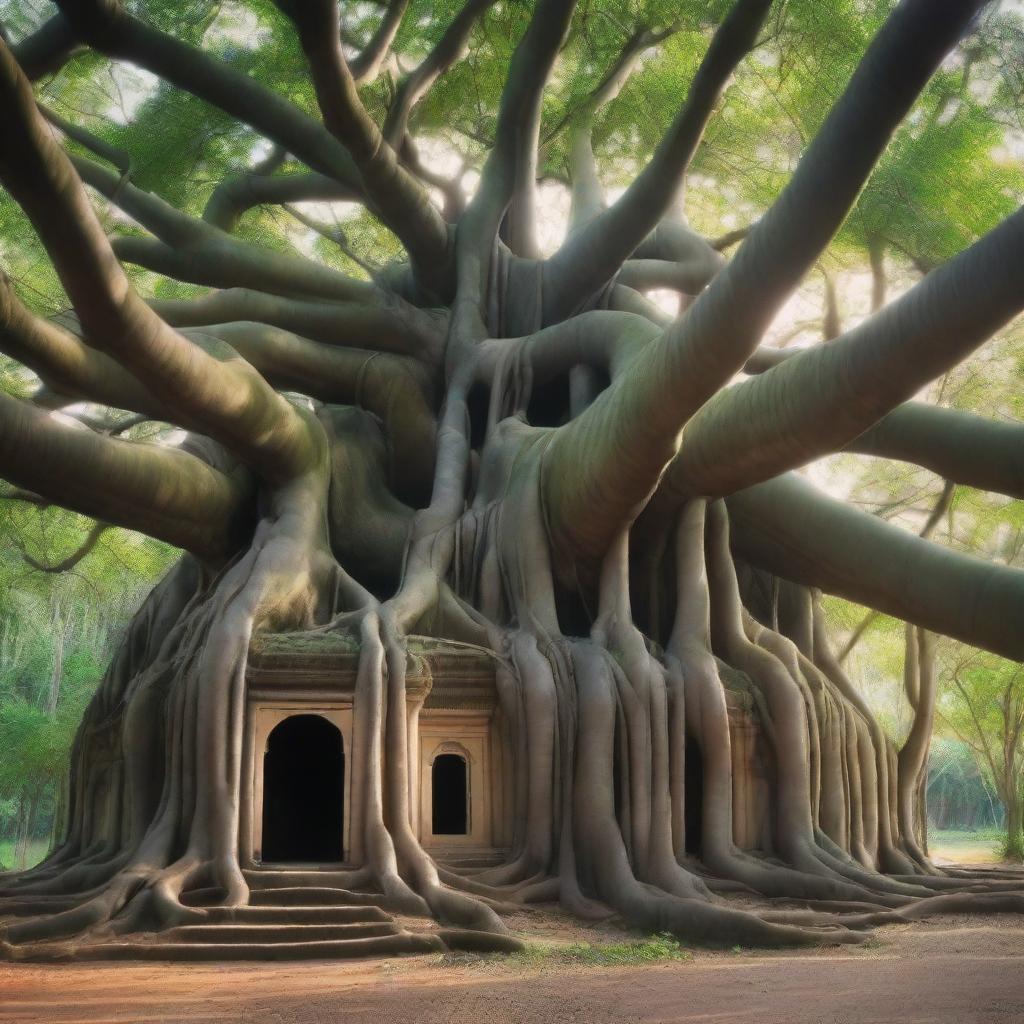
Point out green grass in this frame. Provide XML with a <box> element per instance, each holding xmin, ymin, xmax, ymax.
<box><xmin>510</xmin><ymin>933</ymin><xmax>692</xmax><ymax>968</ymax></box>
<box><xmin>0</xmin><ymin>838</ymin><xmax>49</xmax><ymax>872</ymax></box>
<box><xmin>930</xmin><ymin>827</ymin><xmax>1004</xmax><ymax>843</ymax></box>
<box><xmin>928</xmin><ymin>827</ymin><xmax>1008</xmax><ymax>864</ymax></box>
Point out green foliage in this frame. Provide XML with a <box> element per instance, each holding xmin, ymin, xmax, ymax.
<box><xmin>936</xmin><ymin>649</ymin><xmax>1024</xmax><ymax>849</ymax></box>
<box><xmin>0</xmin><ymin>498</ymin><xmax>175</xmax><ymax>855</ymax></box>
<box><xmin>510</xmin><ymin>932</ymin><xmax>692</xmax><ymax>967</ymax></box>
<box><xmin>927</xmin><ymin>738</ymin><xmax>1002</xmax><ymax>832</ymax></box>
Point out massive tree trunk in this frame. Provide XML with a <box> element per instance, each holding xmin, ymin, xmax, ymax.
<box><xmin>2</xmin><ymin>0</ymin><xmax>1024</xmax><ymax>960</ymax></box>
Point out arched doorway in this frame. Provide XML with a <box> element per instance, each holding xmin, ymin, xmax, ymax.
<box><xmin>431</xmin><ymin>753</ymin><xmax>468</xmax><ymax>835</ymax></box>
<box><xmin>262</xmin><ymin>714</ymin><xmax>344</xmax><ymax>862</ymax></box>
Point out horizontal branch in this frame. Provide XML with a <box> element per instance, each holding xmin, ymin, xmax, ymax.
<box><xmin>186</xmin><ymin>321</ymin><xmax>438</xmax><ymax>498</ymax></box>
<box><xmin>148</xmin><ymin>288</ymin><xmax>447</xmax><ymax>364</ymax></box>
<box><xmin>728</xmin><ymin>473</ymin><xmax>1024</xmax><ymax>662</ymax></box>
<box><xmin>75</xmin><ymin>155</ymin><xmax>373</xmax><ymax>304</ymax></box>
<box><xmin>0</xmin><ymin>390</ymin><xmax>247</xmax><ymax>561</ymax></box>
<box><xmin>848</xmin><ymin>404</ymin><xmax>1024</xmax><ymax>500</ymax></box>
<box><xmin>202</xmin><ymin>170</ymin><xmax>362</xmax><ymax>233</ymax></box>
<box><xmin>836</xmin><ymin>479</ymin><xmax>953</xmax><ymax>663</ymax></box>
<box><xmin>0</xmin><ymin>276</ymin><xmax>168</xmax><ymax>417</ymax></box>
<box><xmin>474</xmin><ymin>310</ymin><xmax>659</xmax><ymax>388</ymax></box>
<box><xmin>617</xmin><ymin>255</ymin><xmax>721</xmax><ymax>295</ymax></box>
<box><xmin>111</xmin><ymin>234</ymin><xmax>374</xmax><ymax>308</ymax></box>
<box><xmin>666</xmin><ymin>205</ymin><xmax>1024</xmax><ymax>497</ymax></box>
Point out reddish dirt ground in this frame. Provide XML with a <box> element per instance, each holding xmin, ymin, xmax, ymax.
<box><xmin>2</xmin><ymin>906</ymin><xmax>1023</xmax><ymax>1024</ymax></box>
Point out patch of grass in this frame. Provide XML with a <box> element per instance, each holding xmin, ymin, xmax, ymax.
<box><xmin>929</xmin><ymin>827</ymin><xmax>1006</xmax><ymax>864</ymax></box>
<box><xmin>510</xmin><ymin>933</ymin><xmax>692</xmax><ymax>968</ymax></box>
<box><xmin>930</xmin><ymin>827</ymin><xmax>1004</xmax><ymax>844</ymax></box>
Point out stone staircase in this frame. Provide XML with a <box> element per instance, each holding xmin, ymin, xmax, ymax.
<box><xmin>109</xmin><ymin>868</ymin><xmax>443</xmax><ymax>960</ymax></box>
<box><xmin>431</xmin><ymin>847</ymin><xmax>509</xmax><ymax>871</ymax></box>
<box><xmin>5</xmin><ymin>865</ymin><xmax>524</xmax><ymax>961</ymax></box>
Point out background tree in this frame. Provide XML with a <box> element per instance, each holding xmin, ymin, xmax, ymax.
<box><xmin>937</xmin><ymin>648</ymin><xmax>1024</xmax><ymax>862</ymax></box>
<box><xmin>926</xmin><ymin>739</ymin><xmax>1003</xmax><ymax>834</ymax></box>
<box><xmin>1</xmin><ymin>0</ymin><xmax>1024</xmax><ymax>961</ymax></box>
<box><xmin>0</xmin><ymin>497</ymin><xmax>172</xmax><ymax>869</ymax></box>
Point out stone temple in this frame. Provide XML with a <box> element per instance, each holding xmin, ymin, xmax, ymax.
<box><xmin>243</xmin><ymin>634</ymin><xmax>771</xmax><ymax>871</ymax></box>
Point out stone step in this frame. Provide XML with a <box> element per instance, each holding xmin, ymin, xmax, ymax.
<box><xmin>164</xmin><ymin>922</ymin><xmax>398</xmax><ymax>944</ymax></box>
<box><xmin>244</xmin><ymin>869</ymin><xmax>366</xmax><ymax>891</ymax></box>
<box><xmin>76</xmin><ymin>933</ymin><xmax>445</xmax><ymax>961</ymax></box>
<box><xmin>201</xmin><ymin>904</ymin><xmax>391</xmax><ymax>925</ymax></box>
<box><xmin>250</xmin><ymin>886</ymin><xmax>385</xmax><ymax>907</ymax></box>
<box><xmin>428</xmin><ymin>846</ymin><xmax>508</xmax><ymax>864</ymax></box>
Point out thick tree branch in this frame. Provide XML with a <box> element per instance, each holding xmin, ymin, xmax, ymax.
<box><xmin>0</xmin><ymin>275</ymin><xmax>167</xmax><ymax>416</ymax></box>
<box><xmin>276</xmin><ymin>0</ymin><xmax>453</xmax><ymax>297</ymax></box>
<box><xmin>74</xmin><ymin>154</ymin><xmax>373</xmax><ymax>304</ymax></box>
<box><xmin>617</xmin><ymin>256</ymin><xmax>719</xmax><ymax>295</ymax></box>
<box><xmin>541</xmin><ymin>0</ymin><xmax>983</xmax><ymax>581</ymax></box>
<box><xmin>149</xmin><ymin>288</ymin><xmax>447</xmax><ymax>364</ymax></box>
<box><xmin>112</xmin><ymin>234</ymin><xmax>372</xmax><ymax>308</ymax></box>
<box><xmin>0</xmin><ymin>42</ymin><xmax>316</xmax><ymax>482</ymax></box>
<box><xmin>185</xmin><ymin>322</ymin><xmax>438</xmax><ymax>497</ymax></box>
<box><xmin>10</xmin><ymin>14</ymin><xmax>80</xmax><ymax>80</ymax></box>
<box><xmin>628</xmin><ymin>217</ymin><xmax>724</xmax><ymax>285</ymax></box>
<box><xmin>742</xmin><ymin>345</ymin><xmax>1024</xmax><ymax>501</ymax></box>
<box><xmin>464</xmin><ymin>0</ymin><xmax>576</xmax><ymax>259</ymax></box>
<box><xmin>728</xmin><ymin>473</ymin><xmax>1024</xmax><ymax>663</ymax></box>
<box><xmin>848</xmin><ymin>405</ymin><xmax>1024</xmax><ymax>500</ymax></box>
<box><xmin>202</xmin><ymin>171</ymin><xmax>361</xmax><ymax>234</ymax></box>
<box><xmin>348</xmin><ymin>0</ymin><xmax>408</xmax><ymax>85</ymax></box>
<box><xmin>50</xmin><ymin>3</ymin><xmax>364</xmax><ymax>191</ymax></box>
<box><xmin>665</xmin><ymin>205</ymin><xmax>1024</xmax><ymax>499</ymax></box>
<box><xmin>837</xmin><ymin>479</ymin><xmax>954</xmax><ymax>663</ymax></box>
<box><xmin>543</xmin><ymin>0</ymin><xmax>772</xmax><ymax>322</ymax></box>
<box><xmin>474</xmin><ymin>309</ymin><xmax>658</xmax><ymax>387</ymax></box>
<box><xmin>383</xmin><ymin>0</ymin><xmax>495</xmax><ymax>147</ymax></box>
<box><xmin>0</xmin><ymin>390</ymin><xmax>247</xmax><ymax>561</ymax></box>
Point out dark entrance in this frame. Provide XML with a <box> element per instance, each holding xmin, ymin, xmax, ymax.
<box><xmin>431</xmin><ymin>753</ymin><xmax>468</xmax><ymax>835</ymax></box>
<box><xmin>262</xmin><ymin>714</ymin><xmax>344</xmax><ymax>862</ymax></box>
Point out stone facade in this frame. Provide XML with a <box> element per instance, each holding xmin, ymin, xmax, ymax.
<box><xmin>241</xmin><ymin>635</ymin><xmax>771</xmax><ymax>866</ymax></box>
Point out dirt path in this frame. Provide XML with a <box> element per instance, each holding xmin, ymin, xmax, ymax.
<box><xmin>2</xmin><ymin>911</ymin><xmax>1023</xmax><ymax>1024</ymax></box>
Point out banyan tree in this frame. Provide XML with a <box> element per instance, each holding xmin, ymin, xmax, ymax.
<box><xmin>3</xmin><ymin>0</ymin><xmax>1024</xmax><ymax>960</ymax></box>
